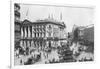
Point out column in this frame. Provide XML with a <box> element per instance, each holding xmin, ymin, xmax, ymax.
<box><xmin>24</xmin><ymin>27</ymin><xmax>27</xmax><ymax>38</ymax></box>
<box><xmin>24</xmin><ymin>41</ymin><xmax>26</xmax><ymax>49</ymax></box>
<box><xmin>28</xmin><ymin>26</ymin><xmax>30</xmax><ymax>38</ymax></box>
<box><xmin>36</xmin><ymin>33</ymin><xmax>37</xmax><ymax>37</ymax></box>
<box><xmin>31</xmin><ymin>41</ymin><xmax>33</xmax><ymax>47</ymax></box>
<box><xmin>32</xmin><ymin>26</ymin><xmax>34</xmax><ymax>38</ymax></box>
<box><xmin>23</xmin><ymin>27</ymin><xmax>24</xmax><ymax>38</ymax></box>
<box><xmin>20</xmin><ymin>40</ymin><xmax>23</xmax><ymax>47</ymax></box>
<box><xmin>21</xmin><ymin>27</ymin><xmax>23</xmax><ymax>38</ymax></box>
<box><xmin>30</xmin><ymin>26</ymin><xmax>32</xmax><ymax>38</ymax></box>
<box><xmin>42</xmin><ymin>33</ymin><xmax>44</xmax><ymax>37</ymax></box>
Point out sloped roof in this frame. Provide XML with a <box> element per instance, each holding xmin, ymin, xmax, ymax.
<box><xmin>21</xmin><ymin>19</ymin><xmax>66</xmax><ymax>27</ymax></box>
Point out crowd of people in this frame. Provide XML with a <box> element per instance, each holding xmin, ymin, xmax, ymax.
<box><xmin>14</xmin><ymin>31</ymin><xmax>94</xmax><ymax>65</ymax></box>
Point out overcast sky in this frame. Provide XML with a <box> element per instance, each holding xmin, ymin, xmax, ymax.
<box><xmin>20</xmin><ymin>4</ymin><xmax>94</xmax><ymax>32</ymax></box>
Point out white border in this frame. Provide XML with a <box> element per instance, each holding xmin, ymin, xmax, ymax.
<box><xmin>10</xmin><ymin>0</ymin><xmax>95</xmax><ymax>69</ymax></box>
<box><xmin>10</xmin><ymin>0</ymin><xmax>14</xmax><ymax>68</ymax></box>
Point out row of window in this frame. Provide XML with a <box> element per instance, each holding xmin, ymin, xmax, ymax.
<box><xmin>21</xmin><ymin>27</ymin><xmax>46</xmax><ymax>38</ymax></box>
<box><xmin>20</xmin><ymin>40</ymin><xmax>59</xmax><ymax>48</ymax></box>
<box><xmin>20</xmin><ymin>41</ymin><xmax>46</xmax><ymax>47</ymax></box>
<box><xmin>32</xmin><ymin>33</ymin><xmax>45</xmax><ymax>38</ymax></box>
<box><xmin>32</xmin><ymin>28</ymin><xmax>45</xmax><ymax>32</ymax></box>
<box><xmin>21</xmin><ymin>31</ymin><xmax>45</xmax><ymax>38</ymax></box>
<box><xmin>32</xmin><ymin>25</ymin><xmax>45</xmax><ymax>29</ymax></box>
<box><xmin>21</xmin><ymin>26</ymin><xmax>45</xmax><ymax>32</ymax></box>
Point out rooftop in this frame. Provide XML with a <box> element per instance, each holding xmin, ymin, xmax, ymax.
<box><xmin>21</xmin><ymin>19</ymin><xmax>66</xmax><ymax>27</ymax></box>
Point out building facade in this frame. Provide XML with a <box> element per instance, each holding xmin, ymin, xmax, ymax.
<box><xmin>20</xmin><ymin>19</ymin><xmax>67</xmax><ymax>54</ymax></box>
<box><xmin>14</xmin><ymin>3</ymin><xmax>21</xmax><ymax>49</ymax></box>
<box><xmin>72</xmin><ymin>24</ymin><xmax>94</xmax><ymax>42</ymax></box>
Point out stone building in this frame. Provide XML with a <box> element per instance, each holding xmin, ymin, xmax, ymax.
<box><xmin>14</xmin><ymin>3</ymin><xmax>21</xmax><ymax>49</ymax></box>
<box><xmin>20</xmin><ymin>19</ymin><xmax>67</xmax><ymax>52</ymax></box>
<box><xmin>72</xmin><ymin>24</ymin><xmax>94</xmax><ymax>43</ymax></box>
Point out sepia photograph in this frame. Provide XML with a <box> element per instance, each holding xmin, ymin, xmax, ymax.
<box><xmin>14</xmin><ymin>3</ymin><xmax>94</xmax><ymax>65</ymax></box>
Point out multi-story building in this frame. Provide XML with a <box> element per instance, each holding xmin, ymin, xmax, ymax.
<box><xmin>72</xmin><ymin>24</ymin><xmax>94</xmax><ymax>42</ymax></box>
<box><xmin>20</xmin><ymin>19</ymin><xmax>67</xmax><ymax>52</ymax></box>
<box><xmin>79</xmin><ymin>25</ymin><xmax>94</xmax><ymax>42</ymax></box>
<box><xmin>14</xmin><ymin>3</ymin><xmax>21</xmax><ymax>49</ymax></box>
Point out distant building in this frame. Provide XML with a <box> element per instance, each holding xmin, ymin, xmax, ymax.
<box><xmin>20</xmin><ymin>19</ymin><xmax>67</xmax><ymax>51</ymax></box>
<box><xmin>81</xmin><ymin>25</ymin><xmax>94</xmax><ymax>42</ymax></box>
<box><xmin>72</xmin><ymin>24</ymin><xmax>94</xmax><ymax>42</ymax></box>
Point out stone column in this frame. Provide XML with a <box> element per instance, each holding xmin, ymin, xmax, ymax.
<box><xmin>32</xmin><ymin>26</ymin><xmax>34</xmax><ymax>38</ymax></box>
<box><xmin>24</xmin><ymin>41</ymin><xmax>26</xmax><ymax>49</ymax></box>
<box><xmin>31</xmin><ymin>41</ymin><xmax>34</xmax><ymax>47</ymax></box>
<box><xmin>25</xmin><ymin>27</ymin><xmax>27</xmax><ymax>38</ymax></box>
<box><xmin>21</xmin><ymin>27</ymin><xmax>23</xmax><ymax>38</ymax></box>
<box><xmin>20</xmin><ymin>40</ymin><xmax>23</xmax><ymax>47</ymax></box>
<box><xmin>36</xmin><ymin>33</ymin><xmax>37</xmax><ymax>37</ymax></box>
<box><xmin>30</xmin><ymin>26</ymin><xmax>32</xmax><ymax>37</ymax></box>
<box><xmin>28</xmin><ymin>26</ymin><xmax>30</xmax><ymax>38</ymax></box>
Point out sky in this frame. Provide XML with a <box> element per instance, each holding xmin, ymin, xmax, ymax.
<box><xmin>20</xmin><ymin>4</ymin><xmax>94</xmax><ymax>32</ymax></box>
